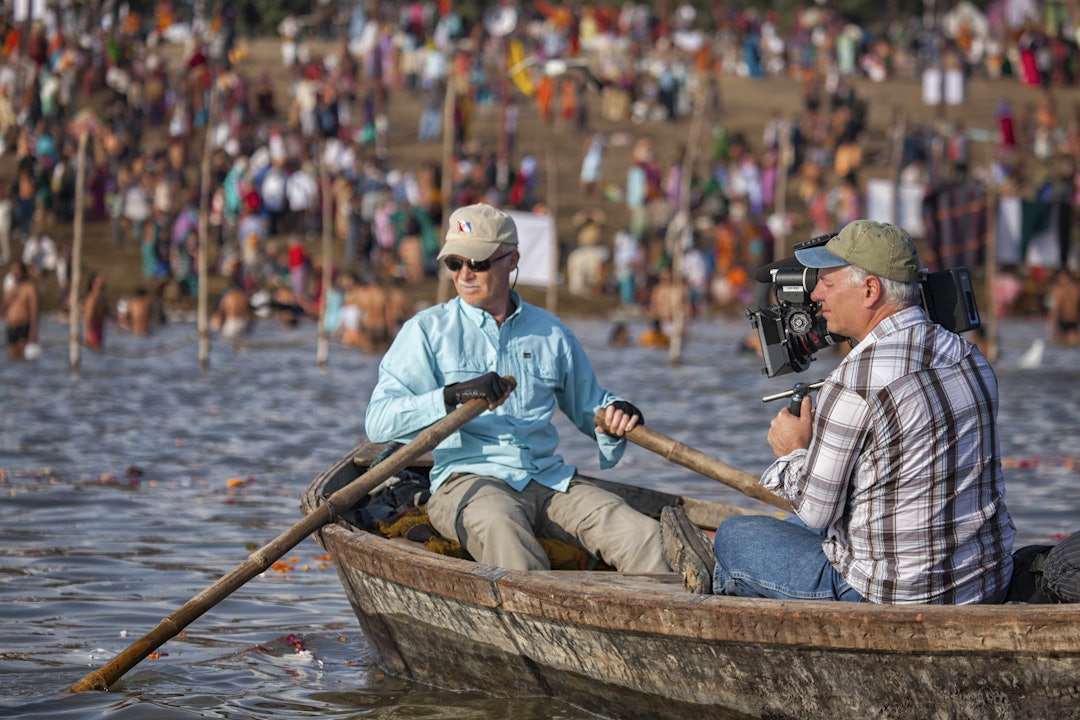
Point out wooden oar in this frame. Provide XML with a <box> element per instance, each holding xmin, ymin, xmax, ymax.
<box><xmin>69</xmin><ymin>385</ymin><xmax>512</xmax><ymax>693</ymax></box>
<box><xmin>595</xmin><ymin>410</ymin><xmax>793</xmax><ymax>513</ymax></box>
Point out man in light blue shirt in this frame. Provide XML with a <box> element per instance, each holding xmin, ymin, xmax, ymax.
<box><xmin>365</xmin><ymin>204</ymin><xmax>669</xmax><ymax>573</ymax></box>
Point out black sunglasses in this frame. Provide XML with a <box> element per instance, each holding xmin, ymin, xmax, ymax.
<box><xmin>443</xmin><ymin>250</ymin><xmax>515</xmax><ymax>273</ymax></box>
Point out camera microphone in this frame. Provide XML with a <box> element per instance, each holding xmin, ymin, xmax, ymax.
<box><xmin>751</xmin><ymin>256</ymin><xmax>802</xmax><ymax>284</ymax></box>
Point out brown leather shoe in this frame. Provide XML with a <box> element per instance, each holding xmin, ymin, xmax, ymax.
<box><xmin>661</xmin><ymin>505</ymin><xmax>716</xmax><ymax>594</ymax></box>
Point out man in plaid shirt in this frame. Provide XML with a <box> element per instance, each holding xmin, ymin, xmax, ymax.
<box><xmin>664</xmin><ymin>220</ymin><xmax>1015</xmax><ymax>604</ymax></box>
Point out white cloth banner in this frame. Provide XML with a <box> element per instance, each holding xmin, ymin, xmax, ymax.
<box><xmin>995</xmin><ymin>195</ymin><xmax>1024</xmax><ymax>264</ymax></box>
<box><xmin>864</xmin><ymin>179</ymin><xmax>926</xmax><ymax>238</ymax></box>
<box><xmin>13</xmin><ymin>0</ymin><xmax>46</xmax><ymax>22</ymax></box>
<box><xmin>506</xmin><ymin>211</ymin><xmax>557</xmax><ymax>288</ymax></box>
<box><xmin>944</xmin><ymin>69</ymin><xmax>965</xmax><ymax>104</ymax></box>
<box><xmin>922</xmin><ymin>68</ymin><xmax>965</xmax><ymax>105</ymax></box>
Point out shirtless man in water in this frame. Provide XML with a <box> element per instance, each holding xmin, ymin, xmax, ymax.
<box><xmin>118</xmin><ymin>287</ymin><xmax>154</xmax><ymax>335</ymax></box>
<box><xmin>83</xmin><ymin>273</ymin><xmax>114</xmax><ymax>349</ymax></box>
<box><xmin>211</xmin><ymin>282</ymin><xmax>253</xmax><ymax>343</ymax></box>
<box><xmin>2</xmin><ymin>261</ymin><xmax>39</xmax><ymax>359</ymax></box>
<box><xmin>340</xmin><ymin>274</ymin><xmax>391</xmax><ymax>352</ymax></box>
<box><xmin>1047</xmin><ymin>269</ymin><xmax>1080</xmax><ymax>346</ymax></box>
<box><xmin>355</xmin><ymin>276</ymin><xmax>392</xmax><ymax>352</ymax></box>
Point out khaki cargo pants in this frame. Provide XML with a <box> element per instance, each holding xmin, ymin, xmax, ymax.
<box><xmin>426</xmin><ymin>473</ymin><xmax>670</xmax><ymax>574</ymax></box>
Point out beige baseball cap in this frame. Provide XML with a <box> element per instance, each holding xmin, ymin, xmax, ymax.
<box><xmin>437</xmin><ymin>204</ymin><xmax>519</xmax><ymax>261</ymax></box>
<box><xmin>794</xmin><ymin>220</ymin><xmax>921</xmax><ymax>282</ymax></box>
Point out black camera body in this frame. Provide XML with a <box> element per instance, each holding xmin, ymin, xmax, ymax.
<box><xmin>747</xmin><ymin>236</ymin><xmax>982</xmax><ymax>378</ymax></box>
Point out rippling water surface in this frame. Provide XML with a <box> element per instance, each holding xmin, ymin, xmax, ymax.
<box><xmin>2</xmin><ymin>313</ymin><xmax>1078</xmax><ymax>719</ymax></box>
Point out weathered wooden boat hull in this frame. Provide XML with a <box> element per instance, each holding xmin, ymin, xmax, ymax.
<box><xmin>302</xmin><ymin>445</ymin><xmax>1080</xmax><ymax>720</ymax></box>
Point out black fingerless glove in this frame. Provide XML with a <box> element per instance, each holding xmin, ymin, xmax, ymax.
<box><xmin>608</xmin><ymin>400</ymin><xmax>644</xmax><ymax>425</ymax></box>
<box><xmin>444</xmin><ymin>372</ymin><xmax>512</xmax><ymax>407</ymax></box>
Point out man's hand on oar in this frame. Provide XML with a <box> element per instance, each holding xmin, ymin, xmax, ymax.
<box><xmin>597</xmin><ymin>400</ymin><xmax>645</xmax><ymax>437</ymax></box>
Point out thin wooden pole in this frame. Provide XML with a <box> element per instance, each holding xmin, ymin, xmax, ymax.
<box><xmin>890</xmin><ymin>111</ymin><xmax>907</xmax><ymax>227</ymax></box>
<box><xmin>985</xmin><ymin>188</ymin><xmax>999</xmax><ymax>362</ymax></box>
<box><xmin>594</xmin><ymin>410</ymin><xmax>791</xmax><ymax>513</ymax></box>
<box><xmin>436</xmin><ymin>75</ymin><xmax>456</xmax><ymax>305</ymax></box>
<box><xmin>69</xmin><ymin>131</ymin><xmax>87</xmax><ymax>370</ymax></box>
<box><xmin>317</xmin><ymin>144</ymin><xmax>332</xmax><ymax>367</ymax></box>
<box><xmin>669</xmin><ymin>78</ymin><xmax>710</xmax><ymax>365</ymax></box>
<box><xmin>67</xmin><ymin>384</ymin><xmax>513</xmax><ymax>693</ymax></box>
<box><xmin>496</xmin><ymin>38</ymin><xmax>510</xmax><ymax>193</ymax></box>
<box><xmin>545</xmin><ymin>137</ymin><xmax>558</xmax><ymax>314</ymax></box>
<box><xmin>197</xmin><ymin>78</ymin><xmax>216</xmax><ymax>370</ymax></box>
<box><xmin>774</xmin><ymin>117</ymin><xmax>792</xmax><ymax>260</ymax></box>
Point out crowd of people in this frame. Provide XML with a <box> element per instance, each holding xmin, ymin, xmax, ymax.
<box><xmin>1</xmin><ymin>1</ymin><xmax>1079</xmax><ymax>360</ymax></box>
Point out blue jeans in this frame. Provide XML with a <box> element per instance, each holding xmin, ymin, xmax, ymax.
<box><xmin>712</xmin><ymin>515</ymin><xmax>868</xmax><ymax>602</ymax></box>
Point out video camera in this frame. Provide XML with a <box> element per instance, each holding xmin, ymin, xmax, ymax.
<box><xmin>746</xmin><ymin>233</ymin><xmax>982</xmax><ymax>378</ymax></box>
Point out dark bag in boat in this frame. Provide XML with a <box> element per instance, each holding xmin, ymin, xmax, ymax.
<box><xmin>1043</xmin><ymin>532</ymin><xmax>1080</xmax><ymax>603</ymax></box>
<box><xmin>353</xmin><ymin>442</ymin><xmax>432</xmax><ymax>530</ymax></box>
<box><xmin>353</xmin><ymin>470</ymin><xmax>432</xmax><ymax>530</ymax></box>
<box><xmin>1007</xmin><ymin>534</ymin><xmax>1080</xmax><ymax>604</ymax></box>
<box><xmin>1006</xmin><ymin>544</ymin><xmax>1054</xmax><ymax>603</ymax></box>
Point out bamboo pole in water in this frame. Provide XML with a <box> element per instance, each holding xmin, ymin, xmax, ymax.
<box><xmin>197</xmin><ymin>74</ymin><xmax>217</xmax><ymax>370</ymax></box>
<box><xmin>669</xmin><ymin>78</ymin><xmax>711</xmax><ymax>365</ymax></box>
<box><xmin>317</xmin><ymin>143</ymin><xmax>332</xmax><ymax>367</ymax></box>
<box><xmin>545</xmin><ymin>137</ymin><xmax>558</xmax><ymax>314</ymax></box>
<box><xmin>774</xmin><ymin>116</ymin><xmax>793</xmax><ymax>261</ymax></box>
<box><xmin>437</xmin><ymin>75</ymin><xmax>456</xmax><ymax>305</ymax></box>
<box><xmin>69</xmin><ymin>131</ymin><xmax>88</xmax><ymax>370</ymax></box>
<box><xmin>984</xmin><ymin>188</ymin><xmax>999</xmax><ymax>363</ymax></box>
<box><xmin>889</xmin><ymin>111</ymin><xmax>907</xmax><ymax>228</ymax></box>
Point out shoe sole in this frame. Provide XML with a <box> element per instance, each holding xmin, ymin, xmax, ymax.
<box><xmin>661</xmin><ymin>505</ymin><xmax>715</xmax><ymax>594</ymax></box>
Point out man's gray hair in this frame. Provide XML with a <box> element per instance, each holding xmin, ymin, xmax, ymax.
<box><xmin>845</xmin><ymin>264</ymin><xmax>921</xmax><ymax>308</ymax></box>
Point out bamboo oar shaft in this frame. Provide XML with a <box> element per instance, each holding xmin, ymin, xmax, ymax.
<box><xmin>69</xmin><ymin>386</ymin><xmax>509</xmax><ymax>693</ymax></box>
<box><xmin>596</xmin><ymin>411</ymin><xmax>792</xmax><ymax>513</ymax></box>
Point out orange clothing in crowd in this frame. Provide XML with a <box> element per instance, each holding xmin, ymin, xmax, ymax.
<box><xmin>560</xmin><ymin>78</ymin><xmax>577</xmax><ymax>120</ymax></box>
<box><xmin>537</xmin><ymin>76</ymin><xmax>555</xmax><ymax>122</ymax></box>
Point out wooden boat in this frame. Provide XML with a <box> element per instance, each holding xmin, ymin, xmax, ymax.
<box><xmin>301</xmin><ymin>442</ymin><xmax>1080</xmax><ymax>720</ymax></box>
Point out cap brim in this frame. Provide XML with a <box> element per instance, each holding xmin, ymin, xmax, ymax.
<box><xmin>437</xmin><ymin>237</ymin><xmax>500</xmax><ymax>261</ymax></box>
<box><xmin>794</xmin><ymin>245</ymin><xmax>850</xmax><ymax>270</ymax></box>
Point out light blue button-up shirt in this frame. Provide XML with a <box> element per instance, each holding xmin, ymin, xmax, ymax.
<box><xmin>365</xmin><ymin>292</ymin><xmax>626</xmax><ymax>493</ymax></box>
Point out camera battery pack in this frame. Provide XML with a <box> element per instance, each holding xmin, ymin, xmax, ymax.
<box><xmin>922</xmin><ymin>268</ymin><xmax>981</xmax><ymax>334</ymax></box>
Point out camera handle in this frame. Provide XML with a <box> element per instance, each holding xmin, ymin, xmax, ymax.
<box><xmin>788</xmin><ymin>383</ymin><xmax>810</xmax><ymax>417</ymax></box>
<box><xmin>762</xmin><ymin>379</ymin><xmax>826</xmax><ymax>417</ymax></box>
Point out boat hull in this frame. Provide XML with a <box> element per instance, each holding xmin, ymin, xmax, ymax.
<box><xmin>304</xmin><ymin>445</ymin><xmax>1080</xmax><ymax>719</ymax></box>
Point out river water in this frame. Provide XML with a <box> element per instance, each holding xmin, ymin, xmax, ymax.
<box><xmin>2</xmin><ymin>313</ymin><xmax>1078</xmax><ymax>719</ymax></box>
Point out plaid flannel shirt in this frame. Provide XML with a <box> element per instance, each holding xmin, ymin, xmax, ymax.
<box><xmin>760</xmin><ymin>306</ymin><xmax>1015</xmax><ymax>604</ymax></box>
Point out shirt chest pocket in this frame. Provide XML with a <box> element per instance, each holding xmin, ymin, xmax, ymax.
<box><xmin>440</xmin><ymin>354</ymin><xmax>498</xmax><ymax>386</ymax></box>
<box><xmin>503</xmin><ymin>353</ymin><xmax>560</xmax><ymax>416</ymax></box>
